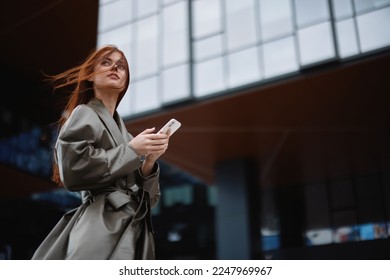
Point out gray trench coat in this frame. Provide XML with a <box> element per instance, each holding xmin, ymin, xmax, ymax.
<box><xmin>32</xmin><ymin>98</ymin><xmax>161</xmax><ymax>260</ymax></box>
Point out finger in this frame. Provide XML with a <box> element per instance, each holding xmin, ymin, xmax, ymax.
<box><xmin>149</xmin><ymin>144</ymin><xmax>168</xmax><ymax>152</ymax></box>
<box><xmin>151</xmin><ymin>139</ymin><xmax>169</xmax><ymax>145</ymax></box>
<box><xmin>139</xmin><ymin>127</ymin><xmax>155</xmax><ymax>135</ymax></box>
<box><xmin>149</xmin><ymin>133</ymin><xmax>168</xmax><ymax>140</ymax></box>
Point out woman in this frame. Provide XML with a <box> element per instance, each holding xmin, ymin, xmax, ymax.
<box><xmin>32</xmin><ymin>44</ymin><xmax>169</xmax><ymax>260</ymax></box>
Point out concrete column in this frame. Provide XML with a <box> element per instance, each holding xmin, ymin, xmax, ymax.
<box><xmin>215</xmin><ymin>158</ymin><xmax>259</xmax><ymax>259</ymax></box>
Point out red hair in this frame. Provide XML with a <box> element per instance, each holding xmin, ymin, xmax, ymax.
<box><xmin>50</xmin><ymin>44</ymin><xmax>130</xmax><ymax>185</ymax></box>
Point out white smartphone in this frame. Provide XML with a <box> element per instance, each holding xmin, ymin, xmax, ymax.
<box><xmin>158</xmin><ymin>118</ymin><xmax>181</xmax><ymax>136</ymax></box>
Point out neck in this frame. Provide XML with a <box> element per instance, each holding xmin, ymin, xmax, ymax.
<box><xmin>94</xmin><ymin>89</ymin><xmax>119</xmax><ymax>116</ymax></box>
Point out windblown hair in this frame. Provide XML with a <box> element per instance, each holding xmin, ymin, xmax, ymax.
<box><xmin>50</xmin><ymin>44</ymin><xmax>130</xmax><ymax>185</ymax></box>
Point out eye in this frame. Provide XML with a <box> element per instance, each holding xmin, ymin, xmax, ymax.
<box><xmin>101</xmin><ymin>59</ymin><xmax>111</xmax><ymax>66</ymax></box>
<box><xmin>117</xmin><ymin>65</ymin><xmax>126</xmax><ymax>71</ymax></box>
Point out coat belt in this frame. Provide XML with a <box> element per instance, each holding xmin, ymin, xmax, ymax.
<box><xmin>106</xmin><ymin>190</ymin><xmax>132</xmax><ymax>209</ymax></box>
<box><xmin>86</xmin><ymin>185</ymin><xmax>152</xmax><ymax>230</ymax></box>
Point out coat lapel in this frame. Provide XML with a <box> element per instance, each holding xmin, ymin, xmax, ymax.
<box><xmin>87</xmin><ymin>98</ymin><xmax>126</xmax><ymax>146</ymax></box>
<box><xmin>115</xmin><ymin>112</ymin><xmax>132</xmax><ymax>142</ymax></box>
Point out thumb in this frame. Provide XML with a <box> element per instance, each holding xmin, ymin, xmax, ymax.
<box><xmin>139</xmin><ymin>127</ymin><xmax>155</xmax><ymax>135</ymax></box>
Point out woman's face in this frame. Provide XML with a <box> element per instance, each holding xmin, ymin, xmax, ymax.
<box><xmin>91</xmin><ymin>51</ymin><xmax>128</xmax><ymax>93</ymax></box>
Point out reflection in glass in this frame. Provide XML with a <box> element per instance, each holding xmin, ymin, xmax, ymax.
<box><xmin>133</xmin><ymin>76</ymin><xmax>160</xmax><ymax>113</ymax></box>
<box><xmin>163</xmin><ymin>184</ymin><xmax>193</xmax><ymax>207</ymax></box>
<box><xmin>162</xmin><ymin>64</ymin><xmax>190</xmax><ymax>103</ymax></box>
<box><xmin>135</xmin><ymin>15</ymin><xmax>159</xmax><ymax>79</ymax></box>
<box><xmin>207</xmin><ymin>186</ymin><xmax>218</xmax><ymax>207</ymax></box>
<box><xmin>259</xmin><ymin>0</ymin><xmax>293</xmax><ymax>41</ymax></box>
<box><xmin>333</xmin><ymin>226</ymin><xmax>359</xmax><ymax>243</ymax></box>
<box><xmin>98</xmin><ymin>0</ymin><xmax>133</xmax><ymax>33</ymax></box>
<box><xmin>162</xmin><ymin>1</ymin><xmax>189</xmax><ymax>67</ymax></box>
<box><xmin>356</xmin><ymin>7</ymin><xmax>390</xmax><ymax>53</ymax></box>
<box><xmin>194</xmin><ymin>56</ymin><xmax>225</xmax><ymax>97</ymax></box>
<box><xmin>194</xmin><ymin>34</ymin><xmax>223</xmax><ymax>62</ymax></box>
<box><xmin>151</xmin><ymin>197</ymin><xmax>161</xmax><ymax>216</ymax></box>
<box><xmin>335</xmin><ymin>19</ymin><xmax>359</xmax><ymax>58</ymax></box>
<box><xmin>227</xmin><ymin>47</ymin><xmax>261</xmax><ymax>88</ymax></box>
<box><xmin>263</xmin><ymin>36</ymin><xmax>298</xmax><ymax>78</ymax></box>
<box><xmin>298</xmin><ymin>22</ymin><xmax>336</xmax><ymax>66</ymax></box>
<box><xmin>294</xmin><ymin>0</ymin><xmax>330</xmax><ymax>28</ymax></box>
<box><xmin>260</xmin><ymin>189</ymin><xmax>280</xmax><ymax>252</ymax></box>
<box><xmin>192</xmin><ymin>0</ymin><xmax>222</xmax><ymax>39</ymax></box>
<box><xmin>225</xmin><ymin>0</ymin><xmax>257</xmax><ymax>52</ymax></box>
<box><xmin>0</xmin><ymin>126</ymin><xmax>54</xmax><ymax>178</ymax></box>
<box><xmin>305</xmin><ymin>229</ymin><xmax>333</xmax><ymax>245</ymax></box>
<box><xmin>331</xmin><ymin>0</ymin><xmax>353</xmax><ymax>20</ymax></box>
<box><xmin>359</xmin><ymin>223</ymin><xmax>388</xmax><ymax>240</ymax></box>
<box><xmin>261</xmin><ymin>231</ymin><xmax>280</xmax><ymax>251</ymax></box>
<box><xmin>31</xmin><ymin>189</ymin><xmax>81</xmax><ymax>212</ymax></box>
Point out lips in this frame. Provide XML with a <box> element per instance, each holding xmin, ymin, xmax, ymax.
<box><xmin>108</xmin><ymin>73</ymin><xmax>119</xmax><ymax>79</ymax></box>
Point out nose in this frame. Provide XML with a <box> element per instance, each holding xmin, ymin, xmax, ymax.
<box><xmin>112</xmin><ymin>64</ymin><xmax>118</xmax><ymax>71</ymax></box>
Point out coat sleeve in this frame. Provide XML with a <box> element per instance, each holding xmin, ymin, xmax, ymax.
<box><xmin>55</xmin><ymin>105</ymin><xmax>141</xmax><ymax>191</ymax></box>
<box><xmin>136</xmin><ymin>161</ymin><xmax>161</xmax><ymax>209</ymax></box>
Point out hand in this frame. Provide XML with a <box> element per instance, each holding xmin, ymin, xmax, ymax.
<box><xmin>130</xmin><ymin>128</ymin><xmax>170</xmax><ymax>176</ymax></box>
<box><xmin>129</xmin><ymin>127</ymin><xmax>169</xmax><ymax>156</ymax></box>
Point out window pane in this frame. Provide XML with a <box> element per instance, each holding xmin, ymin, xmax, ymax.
<box><xmin>194</xmin><ymin>57</ymin><xmax>225</xmax><ymax>97</ymax></box>
<box><xmin>162</xmin><ymin>64</ymin><xmax>190</xmax><ymax>103</ymax></box>
<box><xmin>133</xmin><ymin>76</ymin><xmax>160</xmax><ymax>113</ymax></box>
<box><xmin>192</xmin><ymin>0</ymin><xmax>222</xmax><ymax>39</ymax></box>
<box><xmin>330</xmin><ymin>180</ymin><xmax>355</xmax><ymax>209</ymax></box>
<box><xmin>134</xmin><ymin>15</ymin><xmax>159</xmax><ymax>79</ymax></box>
<box><xmin>335</xmin><ymin>18</ymin><xmax>359</xmax><ymax>58</ymax></box>
<box><xmin>135</xmin><ymin>0</ymin><xmax>159</xmax><ymax>19</ymax></box>
<box><xmin>354</xmin><ymin>0</ymin><xmax>390</xmax><ymax>14</ymax></box>
<box><xmin>331</xmin><ymin>0</ymin><xmax>353</xmax><ymax>20</ymax></box>
<box><xmin>304</xmin><ymin>184</ymin><xmax>331</xmax><ymax>229</ymax></box>
<box><xmin>356</xmin><ymin>176</ymin><xmax>384</xmax><ymax>223</ymax></box>
<box><xmin>225</xmin><ymin>0</ymin><xmax>257</xmax><ymax>51</ymax></box>
<box><xmin>294</xmin><ymin>0</ymin><xmax>330</xmax><ymax>28</ymax></box>
<box><xmin>194</xmin><ymin>34</ymin><xmax>223</xmax><ymax>61</ymax></box>
<box><xmin>98</xmin><ymin>0</ymin><xmax>133</xmax><ymax>33</ymax></box>
<box><xmin>162</xmin><ymin>0</ymin><xmax>183</xmax><ymax>6</ymax></box>
<box><xmin>99</xmin><ymin>0</ymin><xmax>114</xmax><ymax>5</ymax></box>
<box><xmin>298</xmin><ymin>22</ymin><xmax>336</xmax><ymax>66</ymax></box>
<box><xmin>259</xmin><ymin>0</ymin><xmax>293</xmax><ymax>41</ymax></box>
<box><xmin>263</xmin><ymin>36</ymin><xmax>298</xmax><ymax>78</ymax></box>
<box><xmin>357</xmin><ymin>7</ymin><xmax>390</xmax><ymax>53</ymax></box>
<box><xmin>163</xmin><ymin>184</ymin><xmax>193</xmax><ymax>207</ymax></box>
<box><xmin>162</xmin><ymin>2</ymin><xmax>189</xmax><ymax>67</ymax></box>
<box><xmin>227</xmin><ymin>47</ymin><xmax>261</xmax><ymax>88</ymax></box>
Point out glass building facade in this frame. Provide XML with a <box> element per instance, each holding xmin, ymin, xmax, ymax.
<box><xmin>97</xmin><ymin>0</ymin><xmax>390</xmax><ymax>118</ymax></box>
